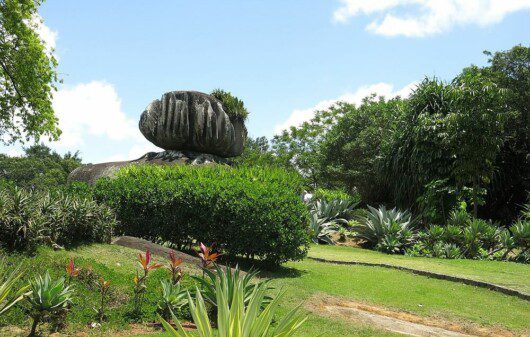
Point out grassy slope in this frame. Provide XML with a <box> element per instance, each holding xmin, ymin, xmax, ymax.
<box><xmin>308</xmin><ymin>244</ymin><xmax>530</xmax><ymax>293</ymax></box>
<box><xmin>0</xmin><ymin>244</ymin><xmax>200</xmax><ymax>336</ymax></box>
<box><xmin>2</xmin><ymin>244</ymin><xmax>529</xmax><ymax>337</ymax></box>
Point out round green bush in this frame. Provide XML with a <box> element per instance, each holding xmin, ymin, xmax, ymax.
<box><xmin>94</xmin><ymin>165</ymin><xmax>310</xmax><ymax>265</ymax></box>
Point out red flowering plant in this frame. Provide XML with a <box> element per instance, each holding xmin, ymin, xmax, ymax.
<box><xmin>197</xmin><ymin>243</ymin><xmax>222</xmax><ymax>279</ymax></box>
<box><xmin>95</xmin><ymin>277</ymin><xmax>111</xmax><ymax>322</ymax></box>
<box><xmin>168</xmin><ymin>251</ymin><xmax>183</xmax><ymax>285</ymax></box>
<box><xmin>66</xmin><ymin>258</ymin><xmax>80</xmax><ymax>284</ymax></box>
<box><xmin>132</xmin><ymin>250</ymin><xmax>162</xmax><ymax>316</ymax></box>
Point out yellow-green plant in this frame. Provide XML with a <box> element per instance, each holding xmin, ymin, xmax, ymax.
<box><xmin>0</xmin><ymin>259</ymin><xmax>28</xmax><ymax>316</ymax></box>
<box><xmin>26</xmin><ymin>271</ymin><xmax>74</xmax><ymax>336</ymax></box>
<box><xmin>160</xmin><ymin>274</ymin><xmax>306</xmax><ymax>337</ymax></box>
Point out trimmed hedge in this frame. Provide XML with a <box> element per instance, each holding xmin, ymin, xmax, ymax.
<box><xmin>94</xmin><ymin>165</ymin><xmax>310</xmax><ymax>265</ymax></box>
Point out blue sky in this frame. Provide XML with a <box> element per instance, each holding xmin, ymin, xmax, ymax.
<box><xmin>2</xmin><ymin>0</ymin><xmax>530</xmax><ymax>163</ymax></box>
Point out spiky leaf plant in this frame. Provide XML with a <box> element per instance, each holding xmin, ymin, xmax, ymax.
<box><xmin>352</xmin><ymin>205</ymin><xmax>415</xmax><ymax>253</ymax></box>
<box><xmin>191</xmin><ymin>265</ymin><xmax>272</xmax><ymax>309</ymax></box>
<box><xmin>160</xmin><ymin>273</ymin><xmax>306</xmax><ymax>337</ymax></box>
<box><xmin>309</xmin><ymin>212</ymin><xmax>339</xmax><ymax>245</ymax></box>
<box><xmin>26</xmin><ymin>271</ymin><xmax>74</xmax><ymax>336</ymax></box>
<box><xmin>157</xmin><ymin>280</ymin><xmax>188</xmax><ymax>320</ymax></box>
<box><xmin>0</xmin><ymin>259</ymin><xmax>28</xmax><ymax>316</ymax></box>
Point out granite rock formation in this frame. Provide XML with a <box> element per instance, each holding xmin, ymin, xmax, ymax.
<box><xmin>68</xmin><ymin>90</ymin><xmax>247</xmax><ymax>184</ymax></box>
<box><xmin>68</xmin><ymin>150</ymin><xmax>227</xmax><ymax>185</ymax></box>
<box><xmin>139</xmin><ymin>91</ymin><xmax>247</xmax><ymax>157</ymax></box>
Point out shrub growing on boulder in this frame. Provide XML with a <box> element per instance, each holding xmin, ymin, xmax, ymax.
<box><xmin>94</xmin><ymin>165</ymin><xmax>310</xmax><ymax>265</ymax></box>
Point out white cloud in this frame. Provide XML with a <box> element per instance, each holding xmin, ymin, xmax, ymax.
<box><xmin>31</xmin><ymin>15</ymin><xmax>57</xmax><ymax>55</ymax></box>
<box><xmin>333</xmin><ymin>0</ymin><xmax>530</xmax><ymax>37</ymax></box>
<box><xmin>274</xmin><ymin>82</ymin><xmax>416</xmax><ymax>134</ymax></box>
<box><xmin>51</xmin><ymin>81</ymin><xmax>138</xmax><ymax>148</ymax></box>
<box><xmin>46</xmin><ymin>81</ymin><xmax>160</xmax><ymax>162</ymax></box>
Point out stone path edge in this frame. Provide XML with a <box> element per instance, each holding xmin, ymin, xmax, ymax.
<box><xmin>308</xmin><ymin>256</ymin><xmax>530</xmax><ymax>301</ymax></box>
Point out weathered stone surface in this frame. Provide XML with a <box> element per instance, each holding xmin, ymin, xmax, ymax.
<box><xmin>68</xmin><ymin>150</ymin><xmax>227</xmax><ymax>185</ymax></box>
<box><xmin>139</xmin><ymin>91</ymin><xmax>247</xmax><ymax>157</ymax></box>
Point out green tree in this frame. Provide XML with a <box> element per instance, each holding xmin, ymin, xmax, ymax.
<box><xmin>449</xmin><ymin>67</ymin><xmax>509</xmax><ymax>217</ymax></box>
<box><xmin>233</xmin><ymin>136</ymin><xmax>283</xmax><ymax>167</ymax></box>
<box><xmin>319</xmin><ymin>96</ymin><xmax>406</xmax><ymax>204</ymax></box>
<box><xmin>0</xmin><ymin>144</ymin><xmax>81</xmax><ymax>189</ymax></box>
<box><xmin>385</xmin><ymin>78</ymin><xmax>457</xmax><ymax>223</ymax></box>
<box><xmin>478</xmin><ymin>45</ymin><xmax>530</xmax><ymax>223</ymax></box>
<box><xmin>0</xmin><ymin>0</ymin><xmax>60</xmax><ymax>144</ymax></box>
<box><xmin>272</xmin><ymin>107</ymin><xmax>340</xmax><ymax>187</ymax></box>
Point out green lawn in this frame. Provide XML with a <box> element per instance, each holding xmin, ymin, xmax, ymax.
<box><xmin>308</xmin><ymin>244</ymin><xmax>530</xmax><ymax>293</ymax></box>
<box><xmin>1</xmin><ymin>244</ymin><xmax>529</xmax><ymax>337</ymax></box>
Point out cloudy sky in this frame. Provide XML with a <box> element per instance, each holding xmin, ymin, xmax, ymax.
<box><xmin>2</xmin><ymin>0</ymin><xmax>530</xmax><ymax>163</ymax></box>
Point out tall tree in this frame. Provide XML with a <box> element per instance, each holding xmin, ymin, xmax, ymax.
<box><xmin>449</xmin><ymin>67</ymin><xmax>509</xmax><ymax>217</ymax></box>
<box><xmin>272</xmin><ymin>106</ymin><xmax>340</xmax><ymax>187</ymax></box>
<box><xmin>478</xmin><ymin>45</ymin><xmax>530</xmax><ymax>223</ymax></box>
<box><xmin>0</xmin><ymin>0</ymin><xmax>60</xmax><ymax>144</ymax></box>
<box><xmin>319</xmin><ymin>96</ymin><xmax>405</xmax><ymax>205</ymax></box>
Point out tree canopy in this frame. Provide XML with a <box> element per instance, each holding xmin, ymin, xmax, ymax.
<box><xmin>0</xmin><ymin>0</ymin><xmax>60</xmax><ymax>144</ymax></box>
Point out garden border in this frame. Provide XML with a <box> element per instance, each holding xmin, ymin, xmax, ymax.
<box><xmin>308</xmin><ymin>257</ymin><xmax>530</xmax><ymax>301</ymax></box>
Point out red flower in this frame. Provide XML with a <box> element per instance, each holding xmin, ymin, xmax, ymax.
<box><xmin>169</xmin><ymin>251</ymin><xmax>183</xmax><ymax>269</ymax></box>
<box><xmin>197</xmin><ymin>243</ymin><xmax>221</xmax><ymax>268</ymax></box>
<box><xmin>66</xmin><ymin>258</ymin><xmax>80</xmax><ymax>278</ymax></box>
<box><xmin>138</xmin><ymin>250</ymin><xmax>163</xmax><ymax>274</ymax></box>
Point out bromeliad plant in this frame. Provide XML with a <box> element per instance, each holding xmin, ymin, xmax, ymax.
<box><xmin>160</xmin><ymin>273</ymin><xmax>306</xmax><ymax>337</ymax></box>
<box><xmin>0</xmin><ymin>259</ymin><xmax>28</xmax><ymax>316</ymax></box>
<box><xmin>26</xmin><ymin>271</ymin><xmax>74</xmax><ymax>336</ymax></box>
<box><xmin>132</xmin><ymin>250</ymin><xmax>162</xmax><ymax>316</ymax></box>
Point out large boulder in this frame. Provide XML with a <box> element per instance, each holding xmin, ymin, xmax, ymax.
<box><xmin>68</xmin><ymin>150</ymin><xmax>227</xmax><ymax>185</ymax></box>
<box><xmin>139</xmin><ymin>91</ymin><xmax>247</xmax><ymax>157</ymax></box>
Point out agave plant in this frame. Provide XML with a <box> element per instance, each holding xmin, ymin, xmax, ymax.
<box><xmin>352</xmin><ymin>205</ymin><xmax>415</xmax><ymax>253</ymax></box>
<box><xmin>26</xmin><ymin>271</ymin><xmax>74</xmax><ymax>336</ymax></box>
<box><xmin>160</xmin><ymin>273</ymin><xmax>306</xmax><ymax>337</ymax></box>
<box><xmin>432</xmin><ymin>242</ymin><xmax>462</xmax><ymax>259</ymax></box>
<box><xmin>157</xmin><ymin>279</ymin><xmax>188</xmax><ymax>320</ymax></box>
<box><xmin>309</xmin><ymin>212</ymin><xmax>339</xmax><ymax>245</ymax></box>
<box><xmin>191</xmin><ymin>265</ymin><xmax>272</xmax><ymax>309</ymax></box>
<box><xmin>311</xmin><ymin>199</ymin><xmax>357</xmax><ymax>223</ymax></box>
<box><xmin>505</xmin><ymin>220</ymin><xmax>530</xmax><ymax>259</ymax></box>
<box><xmin>0</xmin><ymin>259</ymin><xmax>28</xmax><ymax>316</ymax></box>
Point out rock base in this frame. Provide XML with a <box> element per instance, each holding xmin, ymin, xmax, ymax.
<box><xmin>68</xmin><ymin>150</ymin><xmax>228</xmax><ymax>185</ymax></box>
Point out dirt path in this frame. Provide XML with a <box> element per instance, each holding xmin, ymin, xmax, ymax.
<box><xmin>307</xmin><ymin>295</ymin><xmax>526</xmax><ymax>337</ymax></box>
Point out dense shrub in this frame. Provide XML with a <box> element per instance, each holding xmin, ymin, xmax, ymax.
<box><xmin>312</xmin><ymin>188</ymin><xmax>359</xmax><ymax>203</ymax></box>
<box><xmin>94</xmin><ymin>165</ymin><xmax>309</xmax><ymax>265</ymax></box>
<box><xmin>211</xmin><ymin>89</ymin><xmax>249</xmax><ymax>122</ymax></box>
<box><xmin>0</xmin><ymin>187</ymin><xmax>115</xmax><ymax>252</ymax></box>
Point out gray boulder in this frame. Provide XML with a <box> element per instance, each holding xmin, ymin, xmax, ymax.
<box><xmin>68</xmin><ymin>150</ymin><xmax>227</xmax><ymax>185</ymax></box>
<box><xmin>139</xmin><ymin>91</ymin><xmax>247</xmax><ymax>157</ymax></box>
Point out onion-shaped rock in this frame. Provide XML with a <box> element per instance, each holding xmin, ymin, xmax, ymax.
<box><xmin>139</xmin><ymin>91</ymin><xmax>247</xmax><ymax>157</ymax></box>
